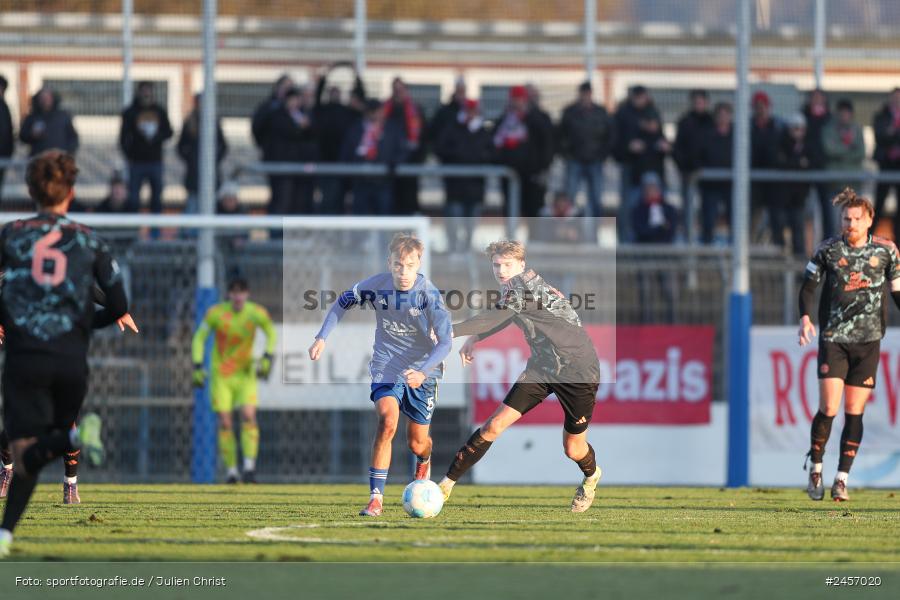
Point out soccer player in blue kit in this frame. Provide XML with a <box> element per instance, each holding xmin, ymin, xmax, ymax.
<box><xmin>308</xmin><ymin>233</ymin><xmax>452</xmax><ymax>517</ymax></box>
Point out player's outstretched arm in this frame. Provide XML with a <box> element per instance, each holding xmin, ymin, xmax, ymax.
<box><xmin>459</xmin><ymin>336</ymin><xmax>477</xmax><ymax>366</ymax></box>
<box><xmin>92</xmin><ymin>243</ymin><xmax>129</xmax><ymax>327</ymax></box>
<box><xmin>91</xmin><ymin>284</ymin><xmax>139</xmax><ymax>333</ymax></box>
<box><xmin>310</xmin><ymin>286</ymin><xmax>361</xmax><ymax>360</ymax></box>
<box><xmin>308</xmin><ymin>337</ymin><xmax>326</xmax><ymax>361</ymax></box>
<box><xmin>452</xmin><ymin>308</ymin><xmax>514</xmax><ymax>341</ymax></box>
<box><xmin>798</xmin><ymin>250</ymin><xmax>824</xmax><ymax>347</ymax></box>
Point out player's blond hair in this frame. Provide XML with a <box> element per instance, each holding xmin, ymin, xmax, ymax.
<box><xmin>832</xmin><ymin>187</ymin><xmax>874</xmax><ymax>219</ymax></box>
<box><xmin>26</xmin><ymin>150</ymin><xmax>78</xmax><ymax>208</ymax></box>
<box><xmin>388</xmin><ymin>232</ymin><xmax>424</xmax><ymax>259</ymax></box>
<box><xmin>485</xmin><ymin>240</ymin><xmax>526</xmax><ymax>262</ymax></box>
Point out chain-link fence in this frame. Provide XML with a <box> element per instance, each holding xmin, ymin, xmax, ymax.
<box><xmin>0</xmin><ymin>215</ymin><xmax>821</xmax><ymax>482</ymax></box>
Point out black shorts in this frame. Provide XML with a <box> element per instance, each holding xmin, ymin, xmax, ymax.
<box><xmin>503</xmin><ymin>366</ymin><xmax>600</xmax><ymax>434</ymax></box>
<box><xmin>817</xmin><ymin>340</ymin><xmax>880</xmax><ymax>388</ymax></box>
<box><xmin>1</xmin><ymin>353</ymin><xmax>88</xmax><ymax>440</ymax></box>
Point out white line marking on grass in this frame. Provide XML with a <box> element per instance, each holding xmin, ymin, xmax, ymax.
<box><xmin>245</xmin><ymin>520</ymin><xmax>605</xmax><ymax>550</ymax></box>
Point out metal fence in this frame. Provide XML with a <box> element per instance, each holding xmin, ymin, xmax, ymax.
<box><xmin>0</xmin><ymin>215</ymin><xmax>824</xmax><ymax>483</ymax></box>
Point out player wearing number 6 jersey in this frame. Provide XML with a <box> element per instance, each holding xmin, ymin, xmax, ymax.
<box><xmin>0</xmin><ymin>150</ymin><xmax>126</xmax><ymax>558</ymax></box>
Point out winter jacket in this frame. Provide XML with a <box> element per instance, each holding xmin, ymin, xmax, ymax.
<box><xmin>266</xmin><ymin>107</ymin><xmax>318</xmax><ymax>163</ymax></box>
<box><xmin>340</xmin><ymin>117</ymin><xmax>408</xmax><ymax>167</ymax></box>
<box><xmin>801</xmin><ymin>103</ymin><xmax>831</xmax><ymax>169</ymax></box>
<box><xmin>613</xmin><ymin>100</ymin><xmax>668</xmax><ymax>184</ymax></box>
<box><xmin>492</xmin><ymin>108</ymin><xmax>552</xmax><ymax>175</ymax></box>
<box><xmin>176</xmin><ymin>110</ymin><xmax>228</xmax><ymax>193</ymax></box>
<box><xmin>0</xmin><ymin>97</ymin><xmax>13</xmax><ymax>158</ymax></box>
<box><xmin>435</xmin><ymin>117</ymin><xmax>494</xmax><ymax>204</ymax></box>
<box><xmin>698</xmin><ymin>124</ymin><xmax>733</xmax><ymax>194</ymax></box>
<box><xmin>673</xmin><ymin>109</ymin><xmax>714</xmax><ymax>173</ymax></box>
<box><xmin>119</xmin><ymin>101</ymin><xmax>173</xmax><ymax>163</ymax></box>
<box><xmin>750</xmin><ymin>116</ymin><xmax>782</xmax><ymax>169</ymax></box>
<box><xmin>314</xmin><ymin>75</ymin><xmax>365</xmax><ymax>162</ymax></box>
<box><xmin>777</xmin><ymin>129</ymin><xmax>813</xmax><ymax>199</ymax></box>
<box><xmin>428</xmin><ymin>98</ymin><xmax>463</xmax><ymax>148</ymax></box>
<box><xmin>821</xmin><ymin>120</ymin><xmax>865</xmax><ymax>171</ymax></box>
<box><xmin>872</xmin><ymin>103</ymin><xmax>900</xmax><ymax>168</ymax></box>
<box><xmin>633</xmin><ymin>200</ymin><xmax>678</xmax><ymax>243</ymax></box>
<box><xmin>251</xmin><ymin>96</ymin><xmax>282</xmax><ymax>161</ymax></box>
<box><xmin>557</xmin><ymin>101</ymin><xmax>614</xmax><ymax>164</ymax></box>
<box><xmin>19</xmin><ymin>92</ymin><xmax>79</xmax><ymax>156</ymax></box>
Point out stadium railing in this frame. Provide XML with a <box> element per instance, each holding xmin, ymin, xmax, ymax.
<box><xmin>236</xmin><ymin>161</ymin><xmax>522</xmax><ymax>235</ymax></box>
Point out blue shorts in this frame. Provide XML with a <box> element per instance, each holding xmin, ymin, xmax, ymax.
<box><xmin>370</xmin><ymin>377</ymin><xmax>439</xmax><ymax>425</ymax></box>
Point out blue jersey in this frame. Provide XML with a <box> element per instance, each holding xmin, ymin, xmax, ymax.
<box><xmin>316</xmin><ymin>272</ymin><xmax>452</xmax><ymax>385</ymax></box>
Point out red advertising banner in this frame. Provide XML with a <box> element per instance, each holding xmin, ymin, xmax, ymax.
<box><xmin>471</xmin><ymin>325</ymin><xmax>714</xmax><ymax>425</ymax></box>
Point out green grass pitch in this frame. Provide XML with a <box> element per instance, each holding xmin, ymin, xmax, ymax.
<box><xmin>3</xmin><ymin>483</ymin><xmax>899</xmax><ymax>563</ymax></box>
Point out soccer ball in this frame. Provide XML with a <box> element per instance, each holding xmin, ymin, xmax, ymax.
<box><xmin>402</xmin><ymin>480</ymin><xmax>444</xmax><ymax>518</ymax></box>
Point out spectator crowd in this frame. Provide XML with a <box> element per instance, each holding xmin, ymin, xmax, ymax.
<box><xmin>0</xmin><ymin>64</ymin><xmax>895</xmax><ymax>251</ymax></box>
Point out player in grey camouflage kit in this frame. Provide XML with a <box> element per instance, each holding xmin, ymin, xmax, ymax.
<box><xmin>437</xmin><ymin>241</ymin><xmax>602</xmax><ymax>512</ymax></box>
<box><xmin>798</xmin><ymin>188</ymin><xmax>900</xmax><ymax>501</ymax></box>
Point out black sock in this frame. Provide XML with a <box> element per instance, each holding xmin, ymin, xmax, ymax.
<box><xmin>838</xmin><ymin>413</ymin><xmax>864</xmax><ymax>473</ymax></box>
<box><xmin>22</xmin><ymin>431</ymin><xmax>75</xmax><ymax>475</ymax></box>
<box><xmin>575</xmin><ymin>444</ymin><xmax>597</xmax><ymax>478</ymax></box>
<box><xmin>446</xmin><ymin>429</ymin><xmax>493</xmax><ymax>482</ymax></box>
<box><xmin>0</xmin><ymin>430</ymin><xmax>10</xmax><ymax>467</ymax></box>
<box><xmin>809</xmin><ymin>410</ymin><xmax>835</xmax><ymax>463</ymax></box>
<box><xmin>1</xmin><ymin>472</ymin><xmax>38</xmax><ymax>533</ymax></box>
<box><xmin>64</xmin><ymin>449</ymin><xmax>80</xmax><ymax>479</ymax></box>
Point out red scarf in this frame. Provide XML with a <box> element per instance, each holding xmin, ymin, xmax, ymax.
<box><xmin>383</xmin><ymin>97</ymin><xmax>421</xmax><ymax>145</ymax></box>
<box><xmin>357</xmin><ymin>120</ymin><xmax>383</xmax><ymax>161</ymax></box>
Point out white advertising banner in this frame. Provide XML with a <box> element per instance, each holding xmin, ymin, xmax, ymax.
<box><xmin>750</xmin><ymin>326</ymin><xmax>900</xmax><ymax>486</ymax></box>
<box><xmin>255</xmin><ymin>323</ymin><xmax>468</xmax><ymax>410</ymax></box>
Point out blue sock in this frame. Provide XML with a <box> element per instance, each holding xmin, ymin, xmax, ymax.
<box><xmin>368</xmin><ymin>467</ymin><xmax>388</xmax><ymax>496</ymax></box>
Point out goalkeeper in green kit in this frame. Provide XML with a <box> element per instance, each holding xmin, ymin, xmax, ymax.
<box><xmin>191</xmin><ymin>278</ymin><xmax>277</xmax><ymax>483</ymax></box>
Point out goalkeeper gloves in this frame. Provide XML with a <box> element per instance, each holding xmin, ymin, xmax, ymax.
<box><xmin>257</xmin><ymin>353</ymin><xmax>274</xmax><ymax>380</ymax></box>
<box><xmin>192</xmin><ymin>364</ymin><xmax>207</xmax><ymax>389</ymax></box>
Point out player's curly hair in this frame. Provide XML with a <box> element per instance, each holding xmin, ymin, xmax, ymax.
<box><xmin>25</xmin><ymin>150</ymin><xmax>78</xmax><ymax>208</ymax></box>
<box><xmin>388</xmin><ymin>232</ymin><xmax>424</xmax><ymax>259</ymax></box>
<box><xmin>485</xmin><ymin>240</ymin><xmax>526</xmax><ymax>262</ymax></box>
<box><xmin>832</xmin><ymin>187</ymin><xmax>874</xmax><ymax>219</ymax></box>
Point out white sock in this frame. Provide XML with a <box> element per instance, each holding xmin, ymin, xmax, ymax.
<box><xmin>836</xmin><ymin>471</ymin><xmax>849</xmax><ymax>483</ymax></box>
<box><xmin>439</xmin><ymin>476</ymin><xmax>455</xmax><ymax>488</ymax></box>
<box><xmin>64</xmin><ymin>476</ymin><xmax>77</xmax><ymax>484</ymax></box>
<box><xmin>243</xmin><ymin>457</ymin><xmax>256</xmax><ymax>472</ymax></box>
<box><xmin>370</xmin><ymin>491</ymin><xmax>383</xmax><ymax>500</ymax></box>
<box><xmin>226</xmin><ymin>467</ymin><xmax>240</xmax><ymax>479</ymax></box>
<box><xmin>812</xmin><ymin>463</ymin><xmax>823</xmax><ymax>474</ymax></box>
<box><xmin>0</xmin><ymin>528</ymin><xmax>11</xmax><ymax>543</ymax></box>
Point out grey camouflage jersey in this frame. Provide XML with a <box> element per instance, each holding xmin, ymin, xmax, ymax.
<box><xmin>805</xmin><ymin>234</ymin><xmax>900</xmax><ymax>343</ymax></box>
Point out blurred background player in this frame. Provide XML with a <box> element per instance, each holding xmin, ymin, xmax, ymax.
<box><xmin>191</xmin><ymin>278</ymin><xmax>276</xmax><ymax>484</ymax></box>
<box><xmin>0</xmin><ymin>150</ymin><xmax>126</xmax><ymax>558</ymax></box>
<box><xmin>798</xmin><ymin>188</ymin><xmax>900</xmax><ymax>501</ymax></box>
<box><xmin>438</xmin><ymin>241</ymin><xmax>602</xmax><ymax>513</ymax></box>
<box><xmin>308</xmin><ymin>233</ymin><xmax>451</xmax><ymax>517</ymax></box>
